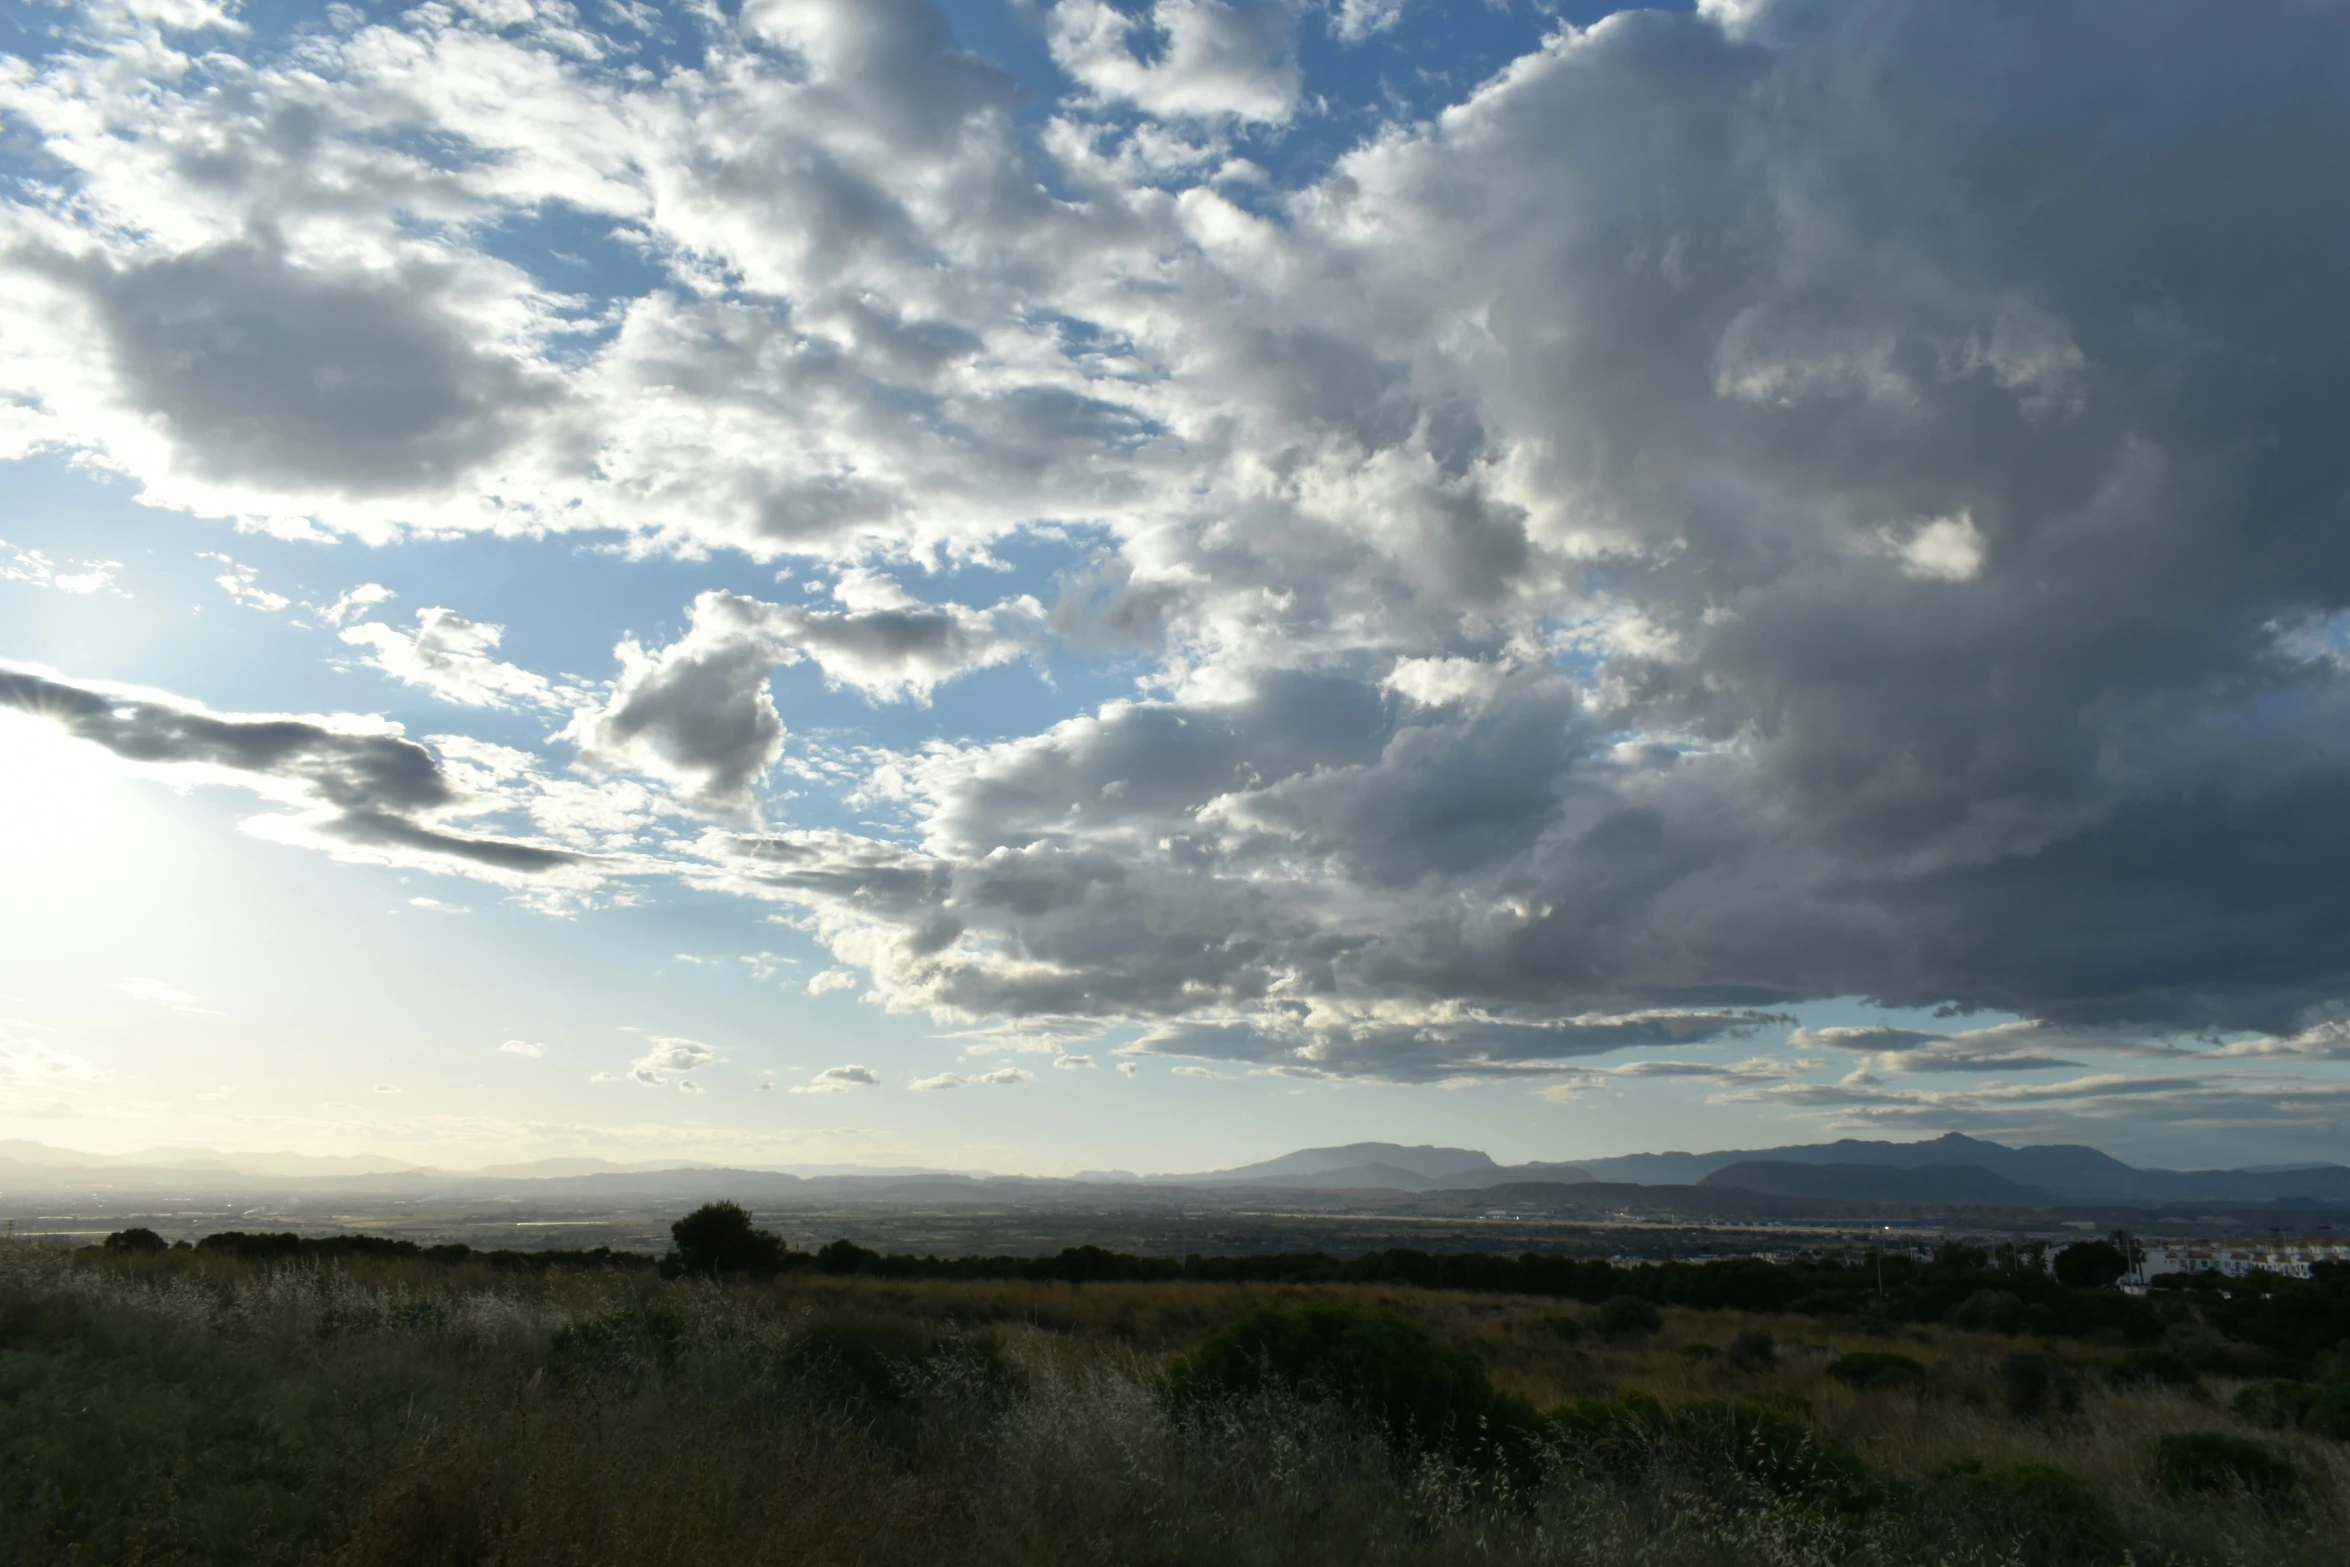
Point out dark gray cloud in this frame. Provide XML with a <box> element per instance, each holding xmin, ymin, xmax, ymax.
<box><xmin>73</xmin><ymin>239</ymin><xmax>555</xmax><ymax>495</ymax></box>
<box><xmin>0</xmin><ymin>665</ymin><xmax>584</xmax><ymax>878</ymax></box>
<box><xmin>563</xmin><ymin>581</ymin><xmax>1039</xmax><ymax>813</ymax></box>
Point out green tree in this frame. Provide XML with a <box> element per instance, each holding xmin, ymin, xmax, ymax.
<box><xmin>102</xmin><ymin>1228</ymin><xmax>167</xmax><ymax>1254</ymax></box>
<box><xmin>2053</xmin><ymin>1240</ymin><xmax>2127</xmax><ymax>1290</ymax></box>
<box><xmin>668</xmin><ymin>1202</ymin><xmax>788</xmax><ymax>1278</ymax></box>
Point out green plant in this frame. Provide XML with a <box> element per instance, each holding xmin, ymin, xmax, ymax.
<box><xmin>1596</xmin><ymin>1295</ymin><xmax>1662</xmax><ymax>1341</ymax></box>
<box><xmin>1550</xmin><ymin>1395</ymin><xmax>1874</xmax><ymax>1513</ymax></box>
<box><xmin>100</xmin><ymin>1228</ymin><xmax>168</xmax><ymax>1255</ymax></box>
<box><xmin>1929</xmin><ymin>1461</ymin><xmax>2127</xmax><ymax>1565</ymax></box>
<box><xmin>1826</xmin><ymin>1351</ymin><xmax>1922</xmax><ymax>1390</ymax></box>
<box><xmin>1528</xmin><ymin>1313</ymin><xmax>1586</xmax><ymax>1341</ymax></box>
<box><xmin>1166</xmin><ymin>1304</ymin><xmax>1539</xmax><ymax>1462</ymax></box>
<box><xmin>1725</xmin><ymin>1327</ymin><xmax>1777</xmax><ymax>1372</ymax></box>
<box><xmin>2152</xmin><ymin>1432</ymin><xmax>2299</xmax><ymax>1499</ymax></box>
<box><xmin>668</xmin><ymin>1201</ymin><xmax>789</xmax><ymax>1278</ymax></box>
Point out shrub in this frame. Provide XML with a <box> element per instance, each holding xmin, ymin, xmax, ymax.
<box><xmin>1827</xmin><ymin>1351</ymin><xmax>1923</xmax><ymax>1390</ymax></box>
<box><xmin>2152</xmin><ymin>1432</ymin><xmax>2299</xmax><ymax>1499</ymax></box>
<box><xmin>1725</xmin><ymin>1327</ymin><xmax>1777</xmax><ymax>1372</ymax></box>
<box><xmin>1945</xmin><ymin>1288</ymin><xmax>2028</xmax><ymax>1335</ymax></box>
<box><xmin>1680</xmin><ymin>1342</ymin><xmax>1720</xmax><ymax>1361</ymax></box>
<box><xmin>1596</xmin><ymin>1295</ymin><xmax>1662</xmax><ymax>1341</ymax></box>
<box><xmin>815</xmin><ymin>1238</ymin><xmax>882</xmax><ymax>1276</ymax></box>
<box><xmin>1930</xmin><ymin>1461</ymin><xmax>2127</xmax><ymax>1565</ymax></box>
<box><xmin>2232</xmin><ymin>1377</ymin><xmax>2313</xmax><ymax>1428</ymax></box>
<box><xmin>2002</xmin><ymin>1351</ymin><xmax>2080</xmax><ymax>1419</ymax></box>
<box><xmin>2304</xmin><ymin>1379</ymin><xmax>2350</xmax><ymax>1439</ymax></box>
<box><xmin>544</xmin><ymin>1304</ymin><xmax>687</xmax><ymax>1388</ymax></box>
<box><xmin>100</xmin><ymin>1228</ymin><xmax>168</xmax><ymax>1254</ymax></box>
<box><xmin>782</xmin><ymin>1314</ymin><xmax>1013</xmax><ymax>1414</ymax></box>
<box><xmin>1529</xmin><ymin>1313</ymin><xmax>1586</xmax><ymax>1342</ymax></box>
<box><xmin>668</xmin><ymin>1201</ymin><xmax>788</xmax><ymax>1278</ymax></box>
<box><xmin>1166</xmin><ymin>1304</ymin><xmax>1539</xmax><ymax>1462</ymax></box>
<box><xmin>1551</xmin><ymin>1395</ymin><xmax>1875</xmax><ymax>1513</ymax></box>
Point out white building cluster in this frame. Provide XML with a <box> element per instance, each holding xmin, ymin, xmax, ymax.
<box><xmin>2139</xmin><ymin>1236</ymin><xmax>2349</xmax><ymax>1282</ymax></box>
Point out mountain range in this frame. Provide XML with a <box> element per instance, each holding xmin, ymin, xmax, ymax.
<box><xmin>1147</xmin><ymin>1132</ymin><xmax>2350</xmax><ymax>1207</ymax></box>
<box><xmin>3</xmin><ymin>1132</ymin><xmax>2346</xmax><ymax>1211</ymax></box>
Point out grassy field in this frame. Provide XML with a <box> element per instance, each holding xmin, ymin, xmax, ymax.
<box><xmin>0</xmin><ymin>1241</ymin><xmax>2341</xmax><ymax>1565</ymax></box>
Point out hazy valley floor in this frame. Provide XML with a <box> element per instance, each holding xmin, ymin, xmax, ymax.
<box><xmin>0</xmin><ymin>1244</ymin><xmax>2342</xmax><ymax>1566</ymax></box>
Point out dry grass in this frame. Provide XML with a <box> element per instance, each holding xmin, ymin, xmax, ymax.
<box><xmin>1</xmin><ymin>1244</ymin><xmax>2340</xmax><ymax>1566</ymax></box>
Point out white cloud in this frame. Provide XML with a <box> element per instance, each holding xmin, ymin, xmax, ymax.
<box><xmin>624</xmin><ymin>1034</ymin><xmax>716</xmax><ymax>1086</ymax></box>
<box><xmin>807</xmin><ymin>968</ymin><xmax>859</xmax><ymax>996</ymax></box>
<box><xmin>1330</xmin><ymin>0</ymin><xmax>1406</xmax><ymax>43</ymax></box>
<box><xmin>1</xmin><ymin>539</ymin><xmax>121</xmax><ymax>595</ymax></box>
<box><xmin>1053</xmin><ymin>1054</ymin><xmax>1095</xmax><ymax>1069</ymax></box>
<box><xmin>203</xmin><ymin>556</ymin><xmax>290</xmax><ymax>613</ymax></box>
<box><xmin>498</xmin><ymin>1039</ymin><xmax>546</xmax><ymax>1058</ymax></box>
<box><xmin>340</xmin><ymin>607</ymin><xmax>572</xmax><ymax>710</ymax></box>
<box><xmin>1885</xmin><ymin>512</ymin><xmax>1987</xmax><ymax>584</ymax></box>
<box><xmin>909</xmin><ymin>1072</ymin><xmax>965</xmax><ymax>1090</ymax></box>
<box><xmin>790</xmin><ymin>1064</ymin><xmax>879</xmax><ymax>1094</ymax></box>
<box><xmin>1046</xmin><ymin>0</ymin><xmax>1303</xmax><ymax>123</ymax></box>
<box><xmin>1</xmin><ymin>0</ymin><xmax>2347</xmax><ymax>1118</ymax></box>
<box><xmin>321</xmin><ymin>584</ymin><xmax>399</xmax><ymax>627</ymax></box>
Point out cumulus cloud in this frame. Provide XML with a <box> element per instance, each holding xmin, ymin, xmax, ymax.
<box><xmin>1046</xmin><ymin>0</ymin><xmax>1303</xmax><ymax>123</ymax></box>
<box><xmin>561</xmin><ymin>582</ymin><xmax>1038</xmax><ymax>811</ymax></box>
<box><xmin>791</xmin><ymin>1064</ymin><xmax>879</xmax><ymax>1094</ymax></box>
<box><xmin>7</xmin><ymin>0</ymin><xmax>2350</xmax><ymax>1124</ymax></box>
<box><xmin>498</xmin><ymin>1039</ymin><xmax>546</xmax><ymax>1058</ymax></box>
<box><xmin>624</xmin><ymin>1035</ymin><xmax>716</xmax><ymax>1087</ymax></box>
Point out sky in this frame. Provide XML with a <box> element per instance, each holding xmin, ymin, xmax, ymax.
<box><xmin>2</xmin><ymin>0</ymin><xmax>2348</xmax><ymax>1176</ymax></box>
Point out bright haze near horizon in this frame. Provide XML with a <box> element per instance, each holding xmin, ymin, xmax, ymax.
<box><xmin>1</xmin><ymin>0</ymin><xmax>2346</xmax><ymax>1178</ymax></box>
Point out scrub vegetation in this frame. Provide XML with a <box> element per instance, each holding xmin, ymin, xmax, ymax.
<box><xmin>3</xmin><ymin>1215</ymin><xmax>2345</xmax><ymax>1566</ymax></box>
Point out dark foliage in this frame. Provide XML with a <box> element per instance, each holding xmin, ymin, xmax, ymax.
<box><xmin>1550</xmin><ymin>1394</ymin><xmax>1876</xmax><ymax>1514</ymax></box>
<box><xmin>102</xmin><ymin>1228</ymin><xmax>168</xmax><ymax>1254</ymax></box>
<box><xmin>669</xmin><ymin>1202</ymin><xmax>793</xmax><ymax>1278</ymax></box>
<box><xmin>814</xmin><ymin>1239</ymin><xmax>882</xmax><ymax>1276</ymax></box>
<box><xmin>2108</xmin><ymin>1348</ymin><xmax>2197</xmax><ymax>1389</ymax></box>
<box><xmin>1929</xmin><ymin>1462</ymin><xmax>2127</xmax><ymax>1566</ymax></box>
<box><xmin>2151</xmin><ymin>1432</ymin><xmax>2299</xmax><ymax>1500</ymax></box>
<box><xmin>1596</xmin><ymin>1295</ymin><xmax>1663</xmax><ymax>1340</ymax></box>
<box><xmin>1826</xmin><ymin>1351</ymin><xmax>1923</xmax><ymax>1390</ymax></box>
<box><xmin>1944</xmin><ymin>1288</ymin><xmax>2027</xmax><ymax>1335</ymax></box>
<box><xmin>2232</xmin><ymin>1373</ymin><xmax>2350</xmax><ymax>1439</ymax></box>
<box><xmin>2051</xmin><ymin>1242</ymin><xmax>2128</xmax><ymax>1291</ymax></box>
<box><xmin>185</xmin><ymin>1231</ymin><xmax>655</xmax><ymax>1272</ymax></box>
<box><xmin>1166</xmin><ymin>1304</ymin><xmax>1540</xmax><ymax>1463</ymax></box>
